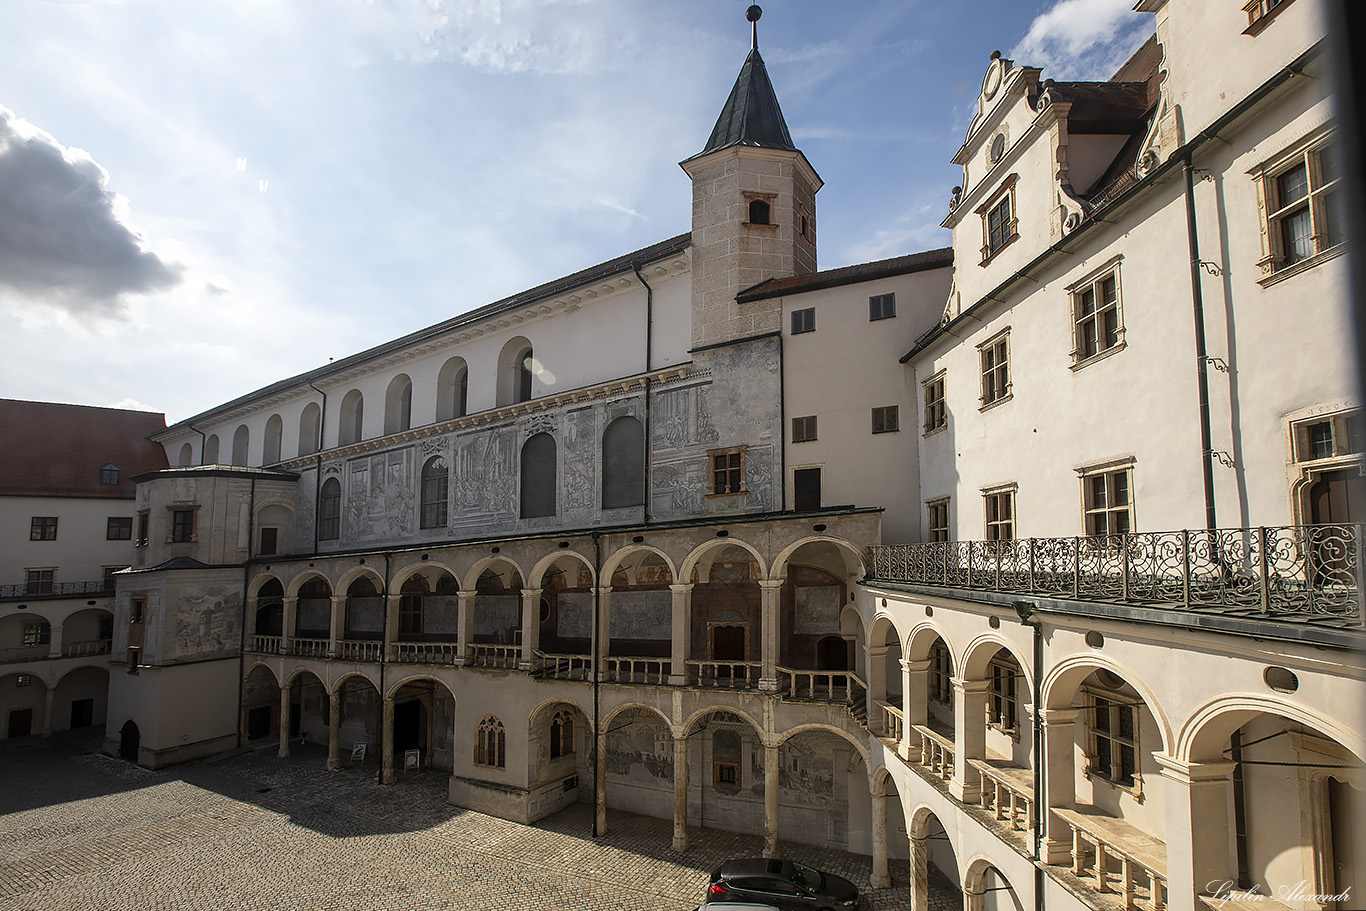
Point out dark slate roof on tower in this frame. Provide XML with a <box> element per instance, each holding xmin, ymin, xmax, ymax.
<box><xmin>690</xmin><ymin>47</ymin><xmax>797</xmax><ymax>159</ymax></box>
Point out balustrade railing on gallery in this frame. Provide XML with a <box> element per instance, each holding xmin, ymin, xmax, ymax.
<box><xmin>61</xmin><ymin>639</ymin><xmax>112</xmax><ymax>658</ymax></box>
<box><xmin>910</xmin><ymin>723</ymin><xmax>955</xmax><ymax>781</ymax></box>
<box><xmin>1053</xmin><ymin>806</ymin><xmax>1168</xmax><ymax>911</ymax></box>
<box><xmin>0</xmin><ymin>580</ymin><xmax>112</xmax><ymax>599</ymax></box>
<box><xmin>249</xmin><ymin>635</ymin><xmax>284</xmax><ymax>655</ymax></box>
<box><xmin>336</xmin><ymin>640</ymin><xmax>382</xmax><ymax>662</ymax></box>
<box><xmin>775</xmin><ymin>667</ymin><xmax>865</xmax><ymax>705</ymax></box>
<box><xmin>536</xmin><ymin>651</ymin><xmax>592</xmax><ymax>680</ymax></box>
<box><xmin>603</xmin><ymin>656</ymin><xmax>670</xmax><ymax>684</ymax></box>
<box><xmin>867</xmin><ymin>524</ymin><xmax>1363</xmax><ymax>624</ymax></box>
<box><xmin>969</xmin><ymin>758</ymin><xmax>1034</xmax><ymax>832</ymax></box>
<box><xmin>467</xmin><ymin>643</ymin><xmax>520</xmax><ymax>669</ymax></box>
<box><xmin>0</xmin><ymin>645</ymin><xmax>48</xmax><ymax>664</ymax></box>
<box><xmin>290</xmin><ymin>637</ymin><xmax>329</xmax><ymax>658</ymax></box>
<box><xmin>394</xmin><ymin>641</ymin><xmax>459</xmax><ymax>665</ymax></box>
<box><xmin>687</xmin><ymin>660</ymin><xmax>762</xmax><ymax>689</ymax></box>
<box><xmin>879</xmin><ymin>701</ymin><xmax>905</xmax><ymax>745</ymax></box>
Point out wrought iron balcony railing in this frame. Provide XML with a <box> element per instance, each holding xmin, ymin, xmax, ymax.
<box><xmin>1</xmin><ymin>580</ymin><xmax>113</xmax><ymax>599</ymax></box>
<box><xmin>867</xmin><ymin>525</ymin><xmax>1362</xmax><ymax>625</ymax></box>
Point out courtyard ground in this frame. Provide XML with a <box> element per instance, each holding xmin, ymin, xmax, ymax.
<box><xmin>0</xmin><ymin>730</ymin><xmax>961</xmax><ymax>911</ymax></box>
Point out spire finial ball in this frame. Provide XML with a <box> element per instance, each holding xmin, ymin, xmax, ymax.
<box><xmin>747</xmin><ymin>5</ymin><xmax>762</xmax><ymax>23</ymax></box>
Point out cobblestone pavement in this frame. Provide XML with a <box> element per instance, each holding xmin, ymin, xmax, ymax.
<box><xmin>0</xmin><ymin>731</ymin><xmax>962</xmax><ymax>911</ymax></box>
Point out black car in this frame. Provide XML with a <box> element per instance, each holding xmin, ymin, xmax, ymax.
<box><xmin>707</xmin><ymin>859</ymin><xmax>860</xmax><ymax>911</ymax></box>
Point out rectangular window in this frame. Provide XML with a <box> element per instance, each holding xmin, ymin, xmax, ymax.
<box><xmin>1082</xmin><ymin>465</ymin><xmax>1133</xmax><ymax>537</ymax></box>
<box><xmin>791</xmin><ymin>308</ymin><xmax>815</xmax><ymax>335</ymax></box>
<box><xmin>1072</xmin><ymin>269</ymin><xmax>1123</xmax><ymax>363</ymax></box>
<box><xmin>399</xmin><ymin>595</ymin><xmax>423</xmax><ymax>636</ymax></box>
<box><xmin>25</xmin><ymin>569</ymin><xmax>54</xmax><ymax>595</ymax></box>
<box><xmin>130</xmin><ymin>596</ymin><xmax>146</xmax><ymax>624</ymax></box>
<box><xmin>923</xmin><ymin>372</ymin><xmax>946</xmax><ymax>434</ymax></box>
<box><xmin>258</xmin><ymin>527</ymin><xmax>278</xmax><ymax>556</ymax></box>
<box><xmin>1293</xmin><ymin>411</ymin><xmax>1363</xmax><ymax>463</ymax></box>
<box><xmin>1088</xmin><ymin>692</ymin><xmax>1139</xmax><ymax>789</ymax></box>
<box><xmin>871</xmin><ymin>405</ymin><xmax>900</xmax><ymax>434</ymax></box>
<box><xmin>126</xmin><ymin>647</ymin><xmax>141</xmax><ymax>674</ymax></box>
<box><xmin>794</xmin><ymin>467</ymin><xmax>822</xmax><ymax>512</ymax></box>
<box><xmin>1253</xmin><ymin>136</ymin><xmax>1342</xmax><ymax>280</ymax></box>
<box><xmin>30</xmin><ymin>517</ymin><xmax>58</xmax><ymax>541</ymax></box>
<box><xmin>928</xmin><ymin>640</ymin><xmax>954</xmax><ymax>710</ymax></box>
<box><xmin>16</xmin><ymin>675</ymin><xmax>32</xmax><ymax>687</ymax></box>
<box><xmin>709</xmin><ymin>447</ymin><xmax>746</xmax><ymax>496</ymax></box>
<box><xmin>869</xmin><ymin>293</ymin><xmax>896</xmax><ymax>321</ymax></box>
<box><xmin>714</xmin><ymin>761</ymin><xmax>740</xmax><ymax>786</ymax></box>
<box><xmin>1244</xmin><ymin>0</ymin><xmax>1298</xmax><ymax>34</ymax></box>
<box><xmin>987</xmin><ymin>657</ymin><xmax>1019</xmax><ymax>735</ymax></box>
<box><xmin>987</xmin><ymin>195</ymin><xmax>1012</xmax><ymax>253</ymax></box>
<box><xmin>792</xmin><ymin>415</ymin><xmax>817</xmax><ymax>443</ymax></box>
<box><xmin>977</xmin><ymin>175</ymin><xmax>1019</xmax><ymax>263</ymax></box>
<box><xmin>927</xmin><ymin>499</ymin><xmax>950</xmax><ymax>543</ymax></box>
<box><xmin>984</xmin><ymin>488</ymin><xmax>1015</xmax><ymax>541</ymax></box>
<box><xmin>22</xmin><ymin>622</ymin><xmax>51</xmax><ymax>647</ymax></box>
<box><xmin>170</xmin><ymin>508</ymin><xmax>196</xmax><ymax>543</ymax></box>
<box><xmin>136</xmin><ymin>511</ymin><xmax>149</xmax><ymax>547</ymax></box>
<box><xmin>978</xmin><ymin>331</ymin><xmax>1011</xmax><ymax>407</ymax></box>
<box><xmin>107</xmin><ymin>517</ymin><xmax>133</xmax><ymax>540</ymax></box>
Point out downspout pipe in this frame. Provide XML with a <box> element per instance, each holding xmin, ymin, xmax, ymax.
<box><xmin>1182</xmin><ymin>158</ymin><xmax>1218</xmax><ymax>532</ymax></box>
<box><xmin>236</xmin><ymin>476</ymin><xmax>258</xmax><ymax>750</ymax></box>
<box><xmin>632</xmin><ymin>264</ymin><xmax>655</xmax><ymax>524</ymax></box>
<box><xmin>306</xmin><ymin>380</ymin><xmax>328</xmax><ymax>554</ymax></box>
<box><xmin>1013</xmin><ymin>601</ymin><xmax>1045</xmax><ymax>911</ymax></box>
<box><xmin>379</xmin><ymin>552</ymin><xmax>390</xmax><ymax>782</ymax></box>
<box><xmin>189</xmin><ymin>424</ymin><xmax>207</xmax><ymax>466</ymax></box>
<box><xmin>591</xmin><ymin>531</ymin><xmax>603</xmax><ymax>836</ymax></box>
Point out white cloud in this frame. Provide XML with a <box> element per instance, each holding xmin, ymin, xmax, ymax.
<box><xmin>1010</xmin><ymin>0</ymin><xmax>1154</xmax><ymax>81</ymax></box>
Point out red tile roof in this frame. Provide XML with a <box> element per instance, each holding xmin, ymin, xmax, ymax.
<box><xmin>0</xmin><ymin>399</ymin><xmax>168</xmax><ymax>498</ymax></box>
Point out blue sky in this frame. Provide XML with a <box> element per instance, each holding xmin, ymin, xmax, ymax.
<box><xmin>0</xmin><ymin>0</ymin><xmax>1154</xmax><ymax>424</ymax></box>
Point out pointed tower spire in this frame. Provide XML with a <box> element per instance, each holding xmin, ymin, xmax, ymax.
<box><xmin>688</xmin><ymin>5</ymin><xmax>796</xmax><ymax>160</ymax></box>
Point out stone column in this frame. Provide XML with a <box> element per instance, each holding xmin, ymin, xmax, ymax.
<box><xmin>519</xmin><ymin>588</ymin><xmax>542</xmax><ymax>670</ymax></box>
<box><xmin>595</xmin><ymin>727</ymin><xmax>609</xmax><ymax>836</ymax></box>
<box><xmin>278</xmin><ymin>685</ymin><xmax>292</xmax><ymax>758</ymax></box>
<box><xmin>384</xmin><ymin>593</ymin><xmax>401</xmax><ymax>660</ymax></box>
<box><xmin>593</xmin><ymin>587</ymin><xmax>612</xmax><ymax>682</ymax></box>
<box><xmin>1157</xmin><ymin>755</ymin><xmax>1237</xmax><ymax>911</ymax></box>
<box><xmin>455</xmin><ymin>591</ymin><xmax>475</xmax><ymax>665</ymax></box>
<box><xmin>965</xmin><ymin>878</ymin><xmax>986</xmax><ymax>911</ymax></box>
<box><xmin>864</xmin><ymin>645</ymin><xmax>888</xmax><ymax>732</ymax></box>
<box><xmin>669</xmin><ymin>583</ymin><xmax>692</xmax><ymax>686</ymax></box>
<box><xmin>909</xmin><ymin>834</ymin><xmax>929</xmax><ymax>911</ymax></box>
<box><xmin>905</xmin><ymin>657</ymin><xmax>930</xmax><ymax>760</ymax></box>
<box><xmin>951</xmin><ymin>678</ymin><xmax>991</xmax><ymax>804</ymax></box>
<box><xmin>871</xmin><ymin>791</ymin><xmax>891</xmax><ymax>888</ymax></box>
<box><xmin>282</xmin><ymin>596</ymin><xmax>297</xmax><ymax>652</ymax></box>
<box><xmin>381</xmin><ymin>695</ymin><xmax>396</xmax><ymax>784</ymax></box>
<box><xmin>41</xmin><ymin>687</ymin><xmax>55</xmax><ymax>736</ymax></box>
<box><xmin>672</xmin><ymin>731</ymin><xmax>689</xmax><ymax>851</ymax></box>
<box><xmin>326</xmin><ymin>688</ymin><xmax>341</xmax><ymax>771</ymax></box>
<box><xmin>763</xmin><ymin>741</ymin><xmax>780</xmax><ymax>856</ymax></box>
<box><xmin>1041</xmin><ymin>707</ymin><xmax>1080</xmax><ymax>864</ymax></box>
<box><xmin>328</xmin><ymin>594</ymin><xmax>344</xmax><ymax>657</ymax></box>
<box><xmin>48</xmin><ymin>622</ymin><xmax>64</xmax><ymax>659</ymax></box>
<box><xmin>758</xmin><ymin>580</ymin><xmax>783</xmax><ymax>692</ymax></box>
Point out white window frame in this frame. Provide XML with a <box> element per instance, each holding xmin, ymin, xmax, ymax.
<box><xmin>923</xmin><ymin>371</ymin><xmax>947</xmax><ymax>435</ymax></box>
<box><xmin>1077</xmin><ymin>459</ymin><xmax>1135</xmax><ymax>538</ymax></box>
<box><xmin>1249</xmin><ymin>129</ymin><xmax>1343</xmax><ymax>285</ymax></box>
<box><xmin>976</xmin><ymin>174</ymin><xmax>1019</xmax><ymax>264</ymax></box>
<box><xmin>926</xmin><ymin>498</ymin><xmax>950</xmax><ymax>543</ymax></box>
<box><xmin>1066</xmin><ymin>256</ymin><xmax>1126</xmax><ymax>368</ymax></box>
<box><xmin>978</xmin><ymin>329</ymin><xmax>1011</xmax><ymax>410</ymax></box>
<box><xmin>983</xmin><ymin>484</ymin><xmax>1016</xmax><ymax>542</ymax></box>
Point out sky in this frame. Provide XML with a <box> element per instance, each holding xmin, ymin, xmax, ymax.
<box><xmin>0</xmin><ymin>0</ymin><xmax>1155</xmax><ymax>425</ymax></box>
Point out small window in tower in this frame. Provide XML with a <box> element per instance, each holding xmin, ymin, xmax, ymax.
<box><xmin>748</xmin><ymin>199</ymin><xmax>771</xmax><ymax>225</ymax></box>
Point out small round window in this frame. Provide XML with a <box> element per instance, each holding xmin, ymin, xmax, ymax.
<box><xmin>989</xmin><ymin>132</ymin><xmax>1007</xmax><ymax>164</ymax></box>
<box><xmin>1264</xmin><ymin>666</ymin><xmax>1299</xmax><ymax>694</ymax></box>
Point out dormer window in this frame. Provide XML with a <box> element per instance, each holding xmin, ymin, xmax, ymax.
<box><xmin>99</xmin><ymin>464</ymin><xmax>119</xmax><ymax>486</ymax></box>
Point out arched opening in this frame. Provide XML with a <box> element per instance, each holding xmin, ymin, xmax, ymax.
<box><xmin>964</xmin><ymin>862</ymin><xmax>1020</xmax><ymax>911</ymax></box>
<box><xmin>253</xmin><ymin>578</ymin><xmax>285</xmax><ymax>642</ymax></box>
<box><xmin>232</xmin><ymin>424</ymin><xmax>249</xmax><ymax>466</ymax></box>
<box><xmin>497</xmin><ymin>337</ymin><xmax>535</xmax><ymax>406</ymax></box>
<box><xmin>776</xmin><ymin>729</ymin><xmax>868</xmax><ymax>851</ymax></box>
<box><xmin>748</xmin><ymin>198</ymin><xmax>771</xmax><ymax>225</ymax></box>
<box><xmin>911</xmin><ymin>808</ymin><xmax>963</xmax><ymax>910</ymax></box>
<box><xmin>0</xmin><ymin>612</ymin><xmax>51</xmax><ymax>661</ymax></box>
<box><xmin>342</xmin><ymin>576</ymin><xmax>385</xmax><ymax>657</ymax></box>
<box><xmin>339</xmin><ymin>389</ymin><xmax>364</xmax><ymax>445</ymax></box>
<box><xmin>394</xmin><ymin>571</ymin><xmax>459</xmax><ymax>658</ymax></box>
<box><xmin>203</xmin><ymin>434</ymin><xmax>220</xmax><ymax>465</ymax></box>
<box><xmin>471</xmin><ymin>564</ymin><xmax>524</xmax><ymax>666</ymax></box>
<box><xmin>384</xmin><ymin>374</ymin><xmax>413</xmax><ymax>434</ymax></box>
<box><xmin>604</xmin><ymin>707</ymin><xmax>677</xmax><ymax>826</ymax></box>
<box><xmin>283</xmin><ymin>670</ymin><xmax>329</xmax><ymax>750</ymax></box>
<box><xmin>437</xmin><ymin>357</ymin><xmax>469</xmax><ymax>421</ymax></box>
<box><xmin>535</xmin><ymin>557</ymin><xmax>596</xmax><ymax>674</ymax></box>
<box><xmin>602</xmin><ymin>551</ymin><xmax>673</xmax><ymax>680</ymax></box>
<box><xmin>420</xmin><ymin>456</ymin><xmax>449</xmax><ymax>529</ymax></box>
<box><xmin>601</xmin><ymin>416</ymin><xmax>644</xmax><ymax>509</ymax></box>
<box><xmin>119</xmin><ymin>719</ymin><xmax>140</xmax><ymax>761</ymax></box>
<box><xmin>816</xmin><ymin>635</ymin><xmax>849</xmax><ymax>670</ymax></box>
<box><xmin>335</xmin><ymin>676</ymin><xmax>380</xmax><ymax>766</ymax></box>
<box><xmin>688</xmin><ymin>544</ymin><xmax>762</xmax><ymax>687</ymax></box>
<box><xmin>318</xmin><ymin>478</ymin><xmax>341</xmax><ymax>541</ymax></box>
<box><xmin>263</xmin><ymin>414</ymin><xmax>283</xmax><ymax>464</ymax></box>
<box><xmin>242</xmin><ymin>665</ymin><xmax>280</xmax><ymax>742</ymax></box>
<box><xmin>294</xmin><ymin>577</ymin><xmax>333</xmax><ymax>647</ymax></box>
<box><xmin>177</xmin><ymin>442</ymin><xmax>193</xmax><ymax>467</ymax></box>
<box><xmin>299</xmin><ymin>402</ymin><xmax>321</xmax><ymax>456</ymax></box>
<box><xmin>60</xmin><ymin>607</ymin><xmax>114</xmax><ymax>659</ymax></box>
<box><xmin>520</xmin><ymin>433</ymin><xmax>557</xmax><ymax>518</ymax></box>
<box><xmin>390</xmin><ymin>678</ymin><xmax>455</xmax><ymax>773</ymax></box>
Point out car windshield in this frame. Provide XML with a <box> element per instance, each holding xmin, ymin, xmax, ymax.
<box><xmin>789</xmin><ymin>862</ymin><xmax>822</xmax><ymax>892</ymax></box>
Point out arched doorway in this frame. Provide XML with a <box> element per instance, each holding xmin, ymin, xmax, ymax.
<box><xmin>119</xmin><ymin>720</ymin><xmax>140</xmax><ymax>761</ymax></box>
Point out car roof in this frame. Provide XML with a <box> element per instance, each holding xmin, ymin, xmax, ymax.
<box><xmin>718</xmin><ymin>858</ymin><xmax>788</xmax><ymax>877</ymax></box>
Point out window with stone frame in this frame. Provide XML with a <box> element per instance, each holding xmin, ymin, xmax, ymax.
<box><xmin>987</xmin><ymin>653</ymin><xmax>1021</xmax><ymax>736</ymax></box>
<box><xmin>1069</xmin><ymin>260</ymin><xmax>1124</xmax><ymax>365</ymax></box>
<box><xmin>928</xmin><ymin>639</ymin><xmax>954</xmax><ymax>709</ymax></box>
<box><xmin>398</xmin><ymin>589</ymin><xmax>423</xmax><ymax>637</ymax></box>
<box><xmin>318</xmin><ymin>478</ymin><xmax>342</xmax><ymax>541</ymax></box>
<box><xmin>1252</xmin><ymin>132</ymin><xmax>1343</xmax><ymax>282</ymax></box>
<box><xmin>708</xmin><ymin>446</ymin><xmax>746</xmax><ymax>496</ymax></box>
<box><xmin>168</xmin><ymin>507</ymin><xmax>198</xmax><ymax>544</ymax></box>
<box><xmin>927</xmin><ymin>499</ymin><xmax>950</xmax><ymax>543</ymax></box>
<box><xmin>1292</xmin><ymin>410</ymin><xmax>1364</xmax><ymax>464</ymax></box>
<box><xmin>1080</xmin><ymin>463</ymin><xmax>1134</xmax><ymax>537</ymax></box>
<box><xmin>984</xmin><ymin>486</ymin><xmax>1015</xmax><ymax>541</ymax></box>
<box><xmin>978</xmin><ymin>330</ymin><xmax>1011</xmax><ymax>408</ymax></box>
<box><xmin>22</xmin><ymin>621</ymin><xmax>50</xmax><ymax>647</ymax></box>
<box><xmin>977</xmin><ymin>175</ymin><xmax>1019</xmax><ymax>263</ymax></box>
<box><xmin>476</xmin><ymin>715</ymin><xmax>506</xmax><ymax>769</ymax></box>
<box><xmin>1085</xmin><ymin>687</ymin><xmax>1140</xmax><ymax>792</ymax></box>
<box><xmin>923</xmin><ymin>371</ymin><xmax>946</xmax><ymax>434</ymax></box>
<box><xmin>420</xmin><ymin>456</ymin><xmax>449</xmax><ymax>529</ymax></box>
<box><xmin>549</xmin><ymin>709</ymin><xmax>575</xmax><ymax>760</ymax></box>
<box><xmin>1243</xmin><ymin>0</ymin><xmax>1299</xmax><ymax>35</ymax></box>
<box><xmin>136</xmin><ymin>511</ymin><xmax>149</xmax><ymax>547</ymax></box>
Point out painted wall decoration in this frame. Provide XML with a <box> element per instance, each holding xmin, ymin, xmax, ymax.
<box><xmin>346</xmin><ymin>451</ymin><xmax>415</xmax><ymax>542</ymax></box>
<box><xmin>557</xmin><ymin>592</ymin><xmax>593</xmax><ymax>639</ymax></box>
<box><xmin>794</xmin><ymin>585</ymin><xmax>842</xmax><ymax>635</ymax></box>
<box><xmin>171</xmin><ymin>584</ymin><xmax>240</xmax><ymax>660</ymax></box>
<box><xmin>608</xmin><ymin>590</ymin><xmax>670</xmax><ymax>639</ymax></box>
<box><xmin>473</xmin><ymin>594</ymin><xmax>520</xmax><ymax>641</ymax></box>
<box><xmin>605</xmin><ymin>714</ymin><xmax>673</xmax><ymax>782</ymax></box>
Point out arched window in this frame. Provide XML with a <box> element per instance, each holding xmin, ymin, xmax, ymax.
<box><xmin>497</xmin><ymin>337</ymin><xmax>535</xmax><ymax>406</ymax></box>
<box><xmin>476</xmin><ymin>715</ymin><xmax>506</xmax><ymax>768</ymax></box>
<box><xmin>399</xmin><ymin>575</ymin><xmax>428</xmax><ymax>636</ymax></box>
<box><xmin>263</xmin><ymin>414</ymin><xmax>283</xmax><ymax>464</ymax></box>
<box><xmin>748</xmin><ymin>198</ymin><xmax>771</xmax><ymax>225</ymax></box>
<box><xmin>421</xmin><ymin>456</ymin><xmax>449</xmax><ymax>529</ymax></box>
<box><xmin>177</xmin><ymin>443</ymin><xmax>193</xmax><ymax>467</ymax></box>
<box><xmin>385</xmin><ymin>374</ymin><xmax>413</xmax><ymax>434</ymax></box>
<box><xmin>601</xmin><ymin>416</ymin><xmax>644</xmax><ymax>508</ymax></box>
<box><xmin>520</xmin><ymin>433</ymin><xmax>557</xmax><ymax>518</ymax></box>
<box><xmin>232</xmin><ymin>424</ymin><xmax>250</xmax><ymax>466</ymax></box>
<box><xmin>339</xmin><ymin>390</ymin><xmax>364</xmax><ymax>445</ymax></box>
<box><xmin>255</xmin><ymin>578</ymin><xmax>284</xmax><ymax>637</ymax></box>
<box><xmin>203</xmin><ymin>434</ymin><xmax>220</xmax><ymax>465</ymax></box>
<box><xmin>437</xmin><ymin>357</ymin><xmax>469</xmax><ymax>421</ymax></box>
<box><xmin>517</xmin><ymin>347</ymin><xmax>533</xmax><ymax>403</ymax></box>
<box><xmin>549</xmin><ymin>709</ymin><xmax>574</xmax><ymax>760</ymax></box>
<box><xmin>299</xmin><ymin>403</ymin><xmax>321</xmax><ymax>456</ymax></box>
<box><xmin>319</xmin><ymin>478</ymin><xmax>341</xmax><ymax>541</ymax></box>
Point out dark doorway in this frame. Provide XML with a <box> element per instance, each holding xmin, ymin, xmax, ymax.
<box><xmin>119</xmin><ymin>720</ymin><xmax>140</xmax><ymax>760</ymax></box>
<box><xmin>712</xmin><ymin>625</ymin><xmax>746</xmax><ymax>661</ymax></box>
<box><xmin>816</xmin><ymin>636</ymin><xmax>849</xmax><ymax>670</ymax></box>
<box><xmin>70</xmin><ymin>698</ymin><xmax>94</xmax><ymax>729</ymax></box>
<box><xmin>8</xmin><ymin>708</ymin><xmax>33</xmax><ymax>738</ymax></box>
<box><xmin>247</xmin><ymin>706</ymin><xmax>271</xmax><ymax>741</ymax></box>
<box><xmin>289</xmin><ymin>701</ymin><xmax>302</xmax><ymax>737</ymax></box>
<box><xmin>1330</xmin><ymin>777</ymin><xmax>1364</xmax><ymax>909</ymax></box>
<box><xmin>794</xmin><ymin>467</ymin><xmax>822</xmax><ymax>512</ymax></box>
<box><xmin>393</xmin><ymin>700</ymin><xmax>424</xmax><ymax>755</ymax></box>
<box><xmin>1310</xmin><ymin>469</ymin><xmax>1361</xmax><ymax>523</ymax></box>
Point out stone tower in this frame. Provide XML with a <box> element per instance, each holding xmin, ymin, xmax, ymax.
<box><xmin>681</xmin><ymin>14</ymin><xmax>822</xmax><ymax>350</ymax></box>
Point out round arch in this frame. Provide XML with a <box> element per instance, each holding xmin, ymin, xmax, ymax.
<box><xmin>282</xmin><ymin>666</ymin><xmax>329</xmax><ymax>690</ymax></box>
<box><xmin>600</xmin><ymin>701</ymin><xmax>673</xmax><ymax>731</ymax></box>
<box><xmin>905</xmin><ymin>620</ymin><xmax>956</xmax><ymax>662</ymax></box>
<box><xmin>680</xmin><ymin>704</ymin><xmax>766</xmax><ymax>739</ymax></box>
<box><xmin>960</xmin><ymin>632</ymin><xmax>1034</xmax><ymax>690</ymax></box>
<box><xmin>336</xmin><ymin>565</ymin><xmax>387</xmax><ymax>595</ymax></box>
<box><xmin>464</xmin><ymin>555</ymin><xmax>528</xmax><ymax>591</ymax></box>
<box><xmin>776</xmin><ymin>722</ymin><xmax>871</xmax><ymax>766</ymax></box>
<box><xmin>600</xmin><ymin>544</ymin><xmax>676</xmax><ymax>586</ymax></box>
<box><xmin>527</xmin><ymin>695</ymin><xmax>595</xmax><ymax>732</ymax></box>
<box><xmin>1043</xmin><ymin>654</ymin><xmax>1174</xmax><ymax>754</ymax></box>
<box><xmin>390</xmin><ymin>559</ymin><xmax>461</xmax><ymax>592</ymax></box>
<box><xmin>680</xmin><ymin>538</ymin><xmax>768</xmax><ymax>583</ymax></box>
<box><xmin>286</xmin><ymin>571</ymin><xmax>333</xmax><ymax>600</ymax></box>
<box><xmin>868</xmin><ymin>613</ymin><xmax>904</xmax><ymax>649</ymax></box>
<box><xmin>1178</xmin><ymin>693</ymin><xmax>1366</xmax><ymax>764</ymax></box>
<box><xmin>385</xmin><ymin>672</ymin><xmax>456</xmax><ymax>702</ymax></box>
<box><xmin>247</xmin><ymin>573</ymin><xmax>287</xmax><ymax>600</ymax></box>
<box><xmin>1</xmin><ymin>669</ymin><xmax>50</xmax><ymax>689</ymax></box>
<box><xmin>770</xmin><ymin>534</ymin><xmax>866</xmax><ymax>579</ymax></box>
<box><xmin>331</xmin><ymin>669</ymin><xmax>382</xmax><ymax>696</ymax></box>
<box><xmin>529</xmin><ymin>550</ymin><xmax>596</xmax><ymax>589</ymax></box>
<box><xmin>243</xmin><ymin>662</ymin><xmax>281</xmax><ymax>687</ymax></box>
